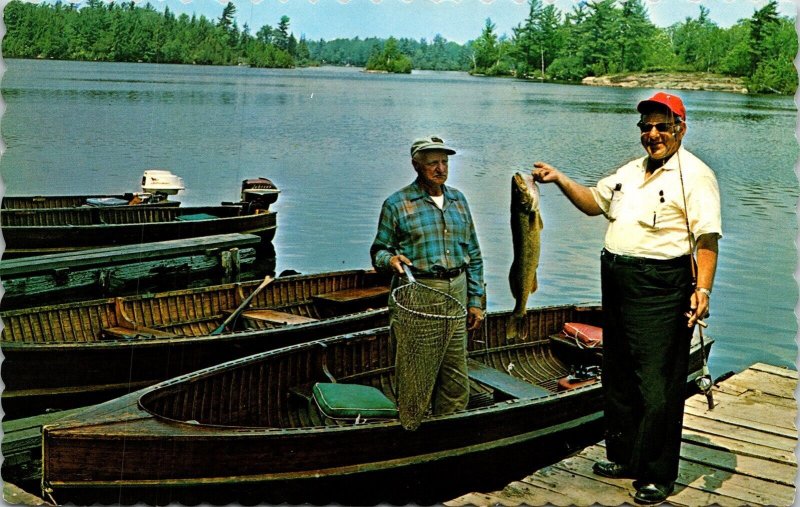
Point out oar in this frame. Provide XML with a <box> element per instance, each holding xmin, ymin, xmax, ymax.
<box><xmin>211</xmin><ymin>275</ymin><xmax>274</xmax><ymax>335</ymax></box>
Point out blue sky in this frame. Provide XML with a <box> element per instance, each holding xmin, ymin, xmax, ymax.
<box><xmin>152</xmin><ymin>0</ymin><xmax>795</xmax><ymax>44</ymax></box>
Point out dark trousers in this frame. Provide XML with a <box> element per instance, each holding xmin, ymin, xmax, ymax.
<box><xmin>600</xmin><ymin>250</ymin><xmax>694</xmax><ymax>484</ymax></box>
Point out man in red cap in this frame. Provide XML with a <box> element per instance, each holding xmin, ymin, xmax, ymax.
<box><xmin>531</xmin><ymin>92</ymin><xmax>721</xmax><ymax>504</ymax></box>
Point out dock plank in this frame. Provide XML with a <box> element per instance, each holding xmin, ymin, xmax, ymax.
<box><xmin>678</xmin><ymin>440</ymin><xmax>796</xmax><ymax>486</ymax></box>
<box><xmin>676</xmin><ymin>458</ymin><xmax>795</xmax><ymax>506</ymax></box>
<box><xmin>750</xmin><ymin>362</ymin><xmax>798</xmax><ymax>380</ymax></box>
<box><xmin>714</xmin><ymin>382</ymin><xmax>795</xmax><ymax>409</ymax></box>
<box><xmin>3</xmin><ymin>481</ymin><xmax>50</xmax><ymax>506</ymax></box>
<box><xmin>573</xmin><ymin>449</ymin><xmax>746</xmax><ymax>507</ymax></box>
<box><xmin>520</xmin><ymin>464</ymin><xmax>634</xmax><ymax>505</ymax></box>
<box><xmin>447</xmin><ymin>491</ymin><xmax>522</xmax><ymax>506</ymax></box>
<box><xmin>0</xmin><ymin>233</ymin><xmax>260</xmax><ymax>276</ymax></box>
<box><xmin>500</xmin><ymin>480</ymin><xmax>578</xmax><ymax>506</ymax></box>
<box><xmin>685</xmin><ymin>390</ymin><xmax>796</xmax><ymax>431</ymax></box>
<box><xmin>682</xmin><ymin>428</ymin><xmax>796</xmax><ymax>466</ymax></box>
<box><xmin>446</xmin><ymin>363</ymin><xmax>798</xmax><ymax>507</ymax></box>
<box><xmin>683</xmin><ymin>403</ymin><xmax>797</xmax><ymax>438</ymax></box>
<box><xmin>721</xmin><ymin>368</ymin><xmax>796</xmax><ymax>400</ymax></box>
<box><xmin>682</xmin><ymin>411</ymin><xmax>796</xmax><ymax>451</ymax></box>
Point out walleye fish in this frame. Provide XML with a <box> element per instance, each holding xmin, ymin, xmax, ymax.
<box><xmin>508</xmin><ymin>172</ymin><xmax>543</xmax><ymax>339</ymax></box>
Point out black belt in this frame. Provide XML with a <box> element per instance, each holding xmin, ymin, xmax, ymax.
<box><xmin>414</xmin><ymin>266</ymin><xmax>466</xmax><ymax>279</ymax></box>
<box><xmin>601</xmin><ymin>249</ymin><xmax>690</xmax><ymax>267</ymax></box>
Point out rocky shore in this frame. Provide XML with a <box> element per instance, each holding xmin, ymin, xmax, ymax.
<box><xmin>582</xmin><ymin>72</ymin><xmax>748</xmax><ymax>94</ymax></box>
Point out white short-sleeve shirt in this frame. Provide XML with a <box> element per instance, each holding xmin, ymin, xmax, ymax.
<box><xmin>590</xmin><ymin>147</ymin><xmax>722</xmax><ymax>260</ymax></box>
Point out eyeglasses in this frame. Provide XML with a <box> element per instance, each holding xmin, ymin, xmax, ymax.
<box><xmin>637</xmin><ymin>121</ymin><xmax>678</xmax><ymax>133</ymax></box>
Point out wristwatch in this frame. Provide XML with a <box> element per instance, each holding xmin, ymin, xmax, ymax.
<box><xmin>697</xmin><ymin>287</ymin><xmax>712</xmax><ymax>298</ymax></box>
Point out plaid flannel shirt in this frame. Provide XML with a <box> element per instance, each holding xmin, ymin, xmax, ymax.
<box><xmin>370</xmin><ymin>180</ymin><xmax>485</xmax><ymax>308</ymax></box>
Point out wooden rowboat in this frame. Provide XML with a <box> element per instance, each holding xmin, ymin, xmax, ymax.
<box><xmin>1</xmin><ymin>204</ymin><xmax>277</xmax><ymax>258</ymax></box>
<box><xmin>2</xmin><ymin>170</ymin><xmax>185</xmax><ymax>209</ymax></box>
<box><xmin>40</xmin><ymin>304</ymin><xmax>713</xmax><ymax>505</ymax></box>
<box><xmin>1</xmin><ymin>193</ymin><xmax>181</xmax><ymax>209</ymax></box>
<box><xmin>1</xmin><ymin>269</ymin><xmax>392</xmax><ymax>418</ymax></box>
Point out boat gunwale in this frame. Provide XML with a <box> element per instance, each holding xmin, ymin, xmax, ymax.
<box><xmin>43</xmin><ymin>347</ymin><xmax>605</xmax><ymax>436</ymax></box>
<box><xmin>0</xmin><ymin>308</ymin><xmax>390</xmax><ymax>351</ymax></box>
<box><xmin>42</xmin><ymin>410</ymin><xmax>605</xmax><ymax>490</ymax></box>
<box><xmin>1</xmin><ymin>211</ymin><xmax>277</xmax><ymax>229</ymax></box>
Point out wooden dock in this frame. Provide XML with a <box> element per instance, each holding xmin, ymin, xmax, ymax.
<box><xmin>447</xmin><ymin>363</ymin><xmax>797</xmax><ymax>507</ymax></box>
<box><xmin>0</xmin><ymin>232</ymin><xmax>261</xmax><ymax>308</ymax></box>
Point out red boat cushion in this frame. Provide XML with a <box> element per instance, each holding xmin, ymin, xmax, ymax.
<box><xmin>562</xmin><ymin>322</ymin><xmax>603</xmax><ymax>348</ymax></box>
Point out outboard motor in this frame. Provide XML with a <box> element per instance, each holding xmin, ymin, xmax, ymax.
<box><xmin>241</xmin><ymin>177</ymin><xmax>280</xmax><ymax>213</ymax></box>
<box><xmin>141</xmin><ymin>170</ymin><xmax>185</xmax><ymax>200</ymax></box>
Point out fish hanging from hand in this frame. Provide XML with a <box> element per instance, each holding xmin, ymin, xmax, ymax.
<box><xmin>508</xmin><ymin>172</ymin><xmax>543</xmax><ymax>340</ymax></box>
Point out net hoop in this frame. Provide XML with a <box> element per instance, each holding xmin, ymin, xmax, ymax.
<box><xmin>390</xmin><ymin>282</ymin><xmax>467</xmax><ymax>321</ymax></box>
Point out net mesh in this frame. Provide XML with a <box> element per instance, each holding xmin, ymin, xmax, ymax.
<box><xmin>391</xmin><ymin>281</ymin><xmax>467</xmax><ymax>430</ymax></box>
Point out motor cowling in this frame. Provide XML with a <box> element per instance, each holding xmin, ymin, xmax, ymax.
<box><xmin>141</xmin><ymin>170</ymin><xmax>185</xmax><ymax>196</ymax></box>
<box><xmin>241</xmin><ymin>177</ymin><xmax>280</xmax><ymax>212</ymax></box>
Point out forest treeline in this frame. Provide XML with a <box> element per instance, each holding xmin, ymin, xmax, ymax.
<box><xmin>3</xmin><ymin>0</ymin><xmax>796</xmax><ymax>94</ymax></box>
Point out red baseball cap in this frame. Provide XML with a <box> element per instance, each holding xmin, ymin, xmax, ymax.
<box><xmin>637</xmin><ymin>92</ymin><xmax>686</xmax><ymax>121</ymax></box>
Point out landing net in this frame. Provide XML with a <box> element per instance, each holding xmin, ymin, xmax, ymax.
<box><xmin>391</xmin><ymin>281</ymin><xmax>467</xmax><ymax>430</ymax></box>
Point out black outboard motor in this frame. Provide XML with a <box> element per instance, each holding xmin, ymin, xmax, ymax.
<box><xmin>240</xmin><ymin>177</ymin><xmax>280</xmax><ymax>213</ymax></box>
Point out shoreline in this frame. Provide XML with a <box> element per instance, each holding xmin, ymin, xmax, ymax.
<box><xmin>581</xmin><ymin>72</ymin><xmax>748</xmax><ymax>94</ymax></box>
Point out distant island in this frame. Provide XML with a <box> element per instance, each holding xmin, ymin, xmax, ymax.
<box><xmin>3</xmin><ymin>0</ymin><xmax>796</xmax><ymax>94</ymax></box>
<box><xmin>582</xmin><ymin>72</ymin><xmax>748</xmax><ymax>94</ymax></box>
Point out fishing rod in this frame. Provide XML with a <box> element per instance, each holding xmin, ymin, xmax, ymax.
<box><xmin>675</xmin><ymin>141</ymin><xmax>715</xmax><ymax>410</ymax></box>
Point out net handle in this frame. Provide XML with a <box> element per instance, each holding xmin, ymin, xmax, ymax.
<box><xmin>402</xmin><ymin>263</ymin><xmax>416</xmax><ymax>283</ymax></box>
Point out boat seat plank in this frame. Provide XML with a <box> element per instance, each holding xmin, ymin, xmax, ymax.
<box><xmin>467</xmin><ymin>359</ymin><xmax>550</xmax><ymax>400</ymax></box>
<box><xmin>311</xmin><ymin>286</ymin><xmax>390</xmax><ymax>305</ymax></box>
<box><xmin>101</xmin><ymin>326</ymin><xmax>177</xmax><ymax>340</ymax></box>
<box><xmin>241</xmin><ymin>309</ymin><xmax>318</xmax><ymax>325</ymax></box>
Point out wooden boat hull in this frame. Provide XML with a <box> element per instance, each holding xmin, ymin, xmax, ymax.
<box><xmin>1</xmin><ymin>205</ymin><xmax>276</xmax><ymax>257</ymax></box>
<box><xmin>0</xmin><ymin>233</ymin><xmax>264</xmax><ymax>309</ymax></box>
<box><xmin>1</xmin><ymin>194</ymin><xmax>180</xmax><ymax>209</ymax></box>
<box><xmin>1</xmin><ymin>269</ymin><xmax>392</xmax><ymax>417</ymax></box>
<box><xmin>40</xmin><ymin>304</ymin><xmax>713</xmax><ymax>504</ymax></box>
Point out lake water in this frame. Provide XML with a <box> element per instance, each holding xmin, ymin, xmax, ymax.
<box><xmin>1</xmin><ymin>59</ymin><xmax>796</xmax><ymax>377</ymax></box>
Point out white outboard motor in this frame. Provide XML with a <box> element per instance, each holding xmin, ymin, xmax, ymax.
<box><xmin>141</xmin><ymin>170</ymin><xmax>185</xmax><ymax>197</ymax></box>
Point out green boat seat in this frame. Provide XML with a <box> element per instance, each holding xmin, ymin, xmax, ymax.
<box><xmin>312</xmin><ymin>382</ymin><xmax>398</xmax><ymax>420</ymax></box>
<box><xmin>176</xmin><ymin>213</ymin><xmax>217</xmax><ymax>221</ymax></box>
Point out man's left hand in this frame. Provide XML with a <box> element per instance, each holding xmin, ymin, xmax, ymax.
<box><xmin>467</xmin><ymin>307</ymin><xmax>484</xmax><ymax>331</ymax></box>
<box><xmin>687</xmin><ymin>290</ymin><xmax>710</xmax><ymax>328</ymax></box>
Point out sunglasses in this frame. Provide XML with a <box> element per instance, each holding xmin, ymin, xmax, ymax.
<box><xmin>637</xmin><ymin>121</ymin><xmax>679</xmax><ymax>133</ymax></box>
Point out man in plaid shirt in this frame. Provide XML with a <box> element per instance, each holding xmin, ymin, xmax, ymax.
<box><xmin>371</xmin><ymin>136</ymin><xmax>485</xmax><ymax>415</ymax></box>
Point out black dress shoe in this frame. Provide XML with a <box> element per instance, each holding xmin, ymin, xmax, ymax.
<box><xmin>633</xmin><ymin>482</ymin><xmax>674</xmax><ymax>504</ymax></box>
<box><xmin>592</xmin><ymin>460</ymin><xmax>633</xmax><ymax>479</ymax></box>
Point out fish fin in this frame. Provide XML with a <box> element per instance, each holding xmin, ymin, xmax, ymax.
<box><xmin>507</xmin><ymin>319</ymin><xmax>518</xmax><ymax>339</ymax></box>
<box><xmin>529</xmin><ymin>273</ymin><xmax>538</xmax><ymax>293</ymax></box>
<box><xmin>507</xmin><ymin>313</ymin><xmax>523</xmax><ymax>340</ymax></box>
<box><xmin>507</xmin><ymin>314</ymin><xmax>528</xmax><ymax>342</ymax></box>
